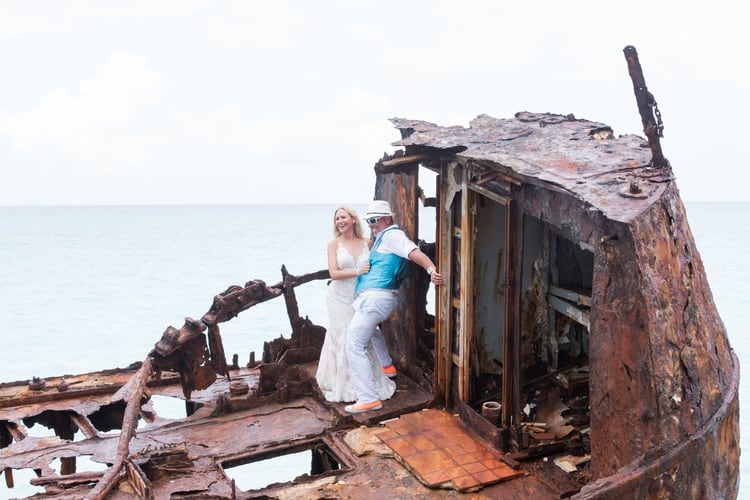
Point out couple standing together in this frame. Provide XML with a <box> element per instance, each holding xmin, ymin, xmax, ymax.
<box><xmin>316</xmin><ymin>200</ymin><xmax>444</xmax><ymax>414</ymax></box>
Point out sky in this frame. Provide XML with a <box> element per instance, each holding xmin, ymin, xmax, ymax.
<box><xmin>1</xmin><ymin>0</ymin><xmax>748</xmax><ymax>206</ymax></box>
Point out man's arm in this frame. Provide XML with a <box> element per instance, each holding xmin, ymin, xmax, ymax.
<box><xmin>407</xmin><ymin>248</ymin><xmax>444</xmax><ymax>285</ymax></box>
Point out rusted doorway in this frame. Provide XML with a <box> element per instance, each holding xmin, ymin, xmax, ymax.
<box><xmin>471</xmin><ymin>195</ymin><xmax>509</xmax><ymax>409</ymax></box>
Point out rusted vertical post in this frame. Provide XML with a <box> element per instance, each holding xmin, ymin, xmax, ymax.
<box><xmin>501</xmin><ymin>198</ymin><xmax>523</xmax><ymax>436</ymax></box>
<box><xmin>510</xmin><ymin>200</ymin><xmax>523</xmax><ymax>429</ymax></box>
<box><xmin>53</xmin><ymin>413</ymin><xmax>76</xmax><ymax>475</ymax></box>
<box><xmin>1</xmin><ymin>424</ymin><xmax>13</xmax><ymax>488</ymax></box>
<box><xmin>281</xmin><ymin>265</ymin><xmax>302</xmax><ymax>339</ymax></box>
<box><xmin>458</xmin><ymin>171</ymin><xmax>472</xmax><ymax>402</ymax></box>
<box><xmin>373</xmin><ymin>160</ymin><xmax>419</xmax><ymax>373</ymax></box>
<box><xmin>436</xmin><ymin>161</ymin><xmax>452</xmax><ymax>406</ymax></box>
<box><xmin>207</xmin><ymin>325</ymin><xmax>229</xmax><ymax>378</ymax></box>
<box><xmin>623</xmin><ymin>45</ymin><xmax>669</xmax><ymax>168</ymax></box>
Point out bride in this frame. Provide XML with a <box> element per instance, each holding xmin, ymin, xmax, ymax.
<box><xmin>316</xmin><ymin>205</ymin><xmax>396</xmax><ymax>403</ymax></box>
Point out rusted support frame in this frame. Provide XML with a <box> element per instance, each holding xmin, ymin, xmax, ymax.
<box><xmin>435</xmin><ymin>161</ymin><xmax>451</xmax><ymax>406</ymax></box>
<box><xmin>281</xmin><ymin>267</ymin><xmax>330</xmax><ymax>343</ymax></box>
<box><xmin>379</xmin><ymin>153</ymin><xmax>431</xmax><ymax>168</ymax></box>
<box><xmin>458</xmin><ymin>169</ymin><xmax>472</xmax><ymax>401</ymax></box>
<box><xmin>84</xmin><ymin>357</ymin><xmax>153</xmax><ymax>500</ymax></box>
<box><xmin>70</xmin><ymin>413</ymin><xmax>99</xmax><ymax>439</ymax></box>
<box><xmin>31</xmin><ymin>470</ymin><xmax>105</xmax><ymax>488</ymax></box>
<box><xmin>278</xmin><ymin>269</ymin><xmax>330</xmax><ymax>289</ymax></box>
<box><xmin>207</xmin><ymin>324</ymin><xmax>229</xmax><ymax>378</ymax></box>
<box><xmin>1</xmin><ymin>422</ymin><xmax>13</xmax><ymax>488</ymax></box>
<box><xmin>502</xmin><ymin>198</ymin><xmax>523</xmax><ymax>433</ymax></box>
<box><xmin>201</xmin><ymin>280</ymin><xmax>283</xmax><ymax>327</ymax></box>
<box><xmin>156</xmin><ymin>268</ymin><xmax>329</xmax><ymax>369</ymax></box>
<box><xmin>623</xmin><ymin>45</ymin><xmax>669</xmax><ymax>169</ymax></box>
<box><xmin>281</xmin><ymin>265</ymin><xmax>302</xmax><ymax>338</ymax></box>
<box><xmin>0</xmin><ymin>380</ymin><xmax>135</xmax><ymax>410</ymax></box>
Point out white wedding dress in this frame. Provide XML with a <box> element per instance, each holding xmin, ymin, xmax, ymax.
<box><xmin>316</xmin><ymin>240</ymin><xmax>397</xmax><ymax>403</ymax></box>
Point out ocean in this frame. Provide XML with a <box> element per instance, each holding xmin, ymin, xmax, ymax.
<box><xmin>0</xmin><ymin>202</ymin><xmax>747</xmax><ymax>497</ymax></box>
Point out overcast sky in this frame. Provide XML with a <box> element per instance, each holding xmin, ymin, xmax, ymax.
<box><xmin>1</xmin><ymin>1</ymin><xmax>747</xmax><ymax>206</ymax></box>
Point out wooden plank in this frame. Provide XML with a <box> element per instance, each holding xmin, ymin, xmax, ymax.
<box><xmin>436</xmin><ymin>160</ymin><xmax>453</xmax><ymax>406</ymax></box>
<box><xmin>379</xmin><ymin>154</ymin><xmax>431</xmax><ymax>167</ymax></box>
<box><xmin>501</xmin><ymin>454</ymin><xmax>521</xmax><ymax>469</ymax></box>
<box><xmin>549</xmin><ymin>295</ymin><xmax>591</xmax><ymax>329</ymax></box>
<box><xmin>469</xmin><ymin>182</ymin><xmax>511</xmax><ymax>204</ymax></box>
<box><xmin>459</xmin><ymin>171</ymin><xmax>472</xmax><ymax>401</ymax></box>
<box><xmin>550</xmin><ymin>285</ymin><xmax>592</xmax><ymax>307</ymax></box>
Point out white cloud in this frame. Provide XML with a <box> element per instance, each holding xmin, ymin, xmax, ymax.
<box><xmin>7</xmin><ymin>51</ymin><xmax>167</xmax><ymax>168</ymax></box>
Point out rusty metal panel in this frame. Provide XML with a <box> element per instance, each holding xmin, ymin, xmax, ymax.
<box><xmin>391</xmin><ymin>113</ymin><xmax>667</xmax><ymax>223</ymax></box>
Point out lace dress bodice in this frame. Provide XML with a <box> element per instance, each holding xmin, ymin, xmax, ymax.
<box><xmin>327</xmin><ymin>240</ymin><xmax>370</xmax><ymax>307</ymax></box>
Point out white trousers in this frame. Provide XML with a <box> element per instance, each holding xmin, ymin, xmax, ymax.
<box><xmin>346</xmin><ymin>290</ymin><xmax>397</xmax><ymax>403</ymax></box>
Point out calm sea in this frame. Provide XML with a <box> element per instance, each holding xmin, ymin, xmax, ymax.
<box><xmin>0</xmin><ymin>202</ymin><xmax>747</xmax><ymax>496</ymax></box>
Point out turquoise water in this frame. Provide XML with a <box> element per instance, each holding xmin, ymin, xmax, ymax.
<box><xmin>0</xmin><ymin>204</ymin><xmax>341</xmax><ymax>380</ymax></box>
<box><xmin>0</xmin><ymin>202</ymin><xmax>747</xmax><ymax>496</ymax></box>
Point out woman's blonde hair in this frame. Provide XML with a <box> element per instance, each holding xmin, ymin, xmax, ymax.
<box><xmin>332</xmin><ymin>205</ymin><xmax>364</xmax><ymax>239</ymax></box>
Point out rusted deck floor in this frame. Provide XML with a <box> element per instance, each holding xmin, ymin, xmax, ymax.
<box><xmin>1</xmin><ymin>362</ymin><xmax>586</xmax><ymax>498</ymax></box>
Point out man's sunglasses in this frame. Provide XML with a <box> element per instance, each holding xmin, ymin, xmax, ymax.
<box><xmin>366</xmin><ymin>216</ymin><xmax>384</xmax><ymax>224</ymax></box>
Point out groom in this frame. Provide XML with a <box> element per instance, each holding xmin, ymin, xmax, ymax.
<box><xmin>344</xmin><ymin>200</ymin><xmax>444</xmax><ymax>414</ymax></box>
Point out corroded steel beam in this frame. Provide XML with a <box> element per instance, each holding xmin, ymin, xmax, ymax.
<box><xmin>623</xmin><ymin>45</ymin><xmax>669</xmax><ymax>169</ymax></box>
<box><xmin>85</xmin><ymin>357</ymin><xmax>153</xmax><ymax>500</ymax></box>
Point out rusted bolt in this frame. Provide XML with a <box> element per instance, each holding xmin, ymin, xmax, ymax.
<box><xmin>28</xmin><ymin>376</ymin><xmax>46</xmax><ymax>391</ymax></box>
<box><xmin>600</xmin><ymin>234</ymin><xmax>619</xmax><ymax>244</ymax></box>
<box><xmin>229</xmin><ymin>380</ymin><xmax>250</xmax><ymax>396</ymax></box>
<box><xmin>629</xmin><ymin>181</ymin><xmax>641</xmax><ymax>194</ymax></box>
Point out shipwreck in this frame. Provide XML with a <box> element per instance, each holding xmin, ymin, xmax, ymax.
<box><xmin>0</xmin><ymin>46</ymin><xmax>739</xmax><ymax>499</ymax></box>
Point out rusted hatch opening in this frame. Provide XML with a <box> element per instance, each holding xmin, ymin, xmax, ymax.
<box><xmin>14</xmin><ymin>408</ymin><xmax>99</xmax><ymax>444</ymax></box>
<box><xmin>139</xmin><ymin>394</ymin><xmax>199</xmax><ymax>426</ymax></box>
<box><xmin>221</xmin><ymin>441</ymin><xmax>346</xmax><ymax>492</ymax></box>
<box><xmin>19</xmin><ymin>410</ymin><xmax>87</xmax><ymax>442</ymax></box>
<box><xmin>88</xmin><ymin>400</ymin><xmax>126</xmax><ymax>435</ymax></box>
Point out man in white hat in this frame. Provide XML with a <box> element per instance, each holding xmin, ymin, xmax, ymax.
<box><xmin>344</xmin><ymin>200</ymin><xmax>444</xmax><ymax>414</ymax></box>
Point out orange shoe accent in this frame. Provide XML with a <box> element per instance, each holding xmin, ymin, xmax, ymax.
<box><xmin>345</xmin><ymin>400</ymin><xmax>383</xmax><ymax>414</ymax></box>
<box><xmin>381</xmin><ymin>365</ymin><xmax>397</xmax><ymax>378</ymax></box>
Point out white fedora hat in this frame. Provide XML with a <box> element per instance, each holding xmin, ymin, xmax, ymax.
<box><xmin>366</xmin><ymin>200</ymin><xmax>394</xmax><ymax>217</ymax></box>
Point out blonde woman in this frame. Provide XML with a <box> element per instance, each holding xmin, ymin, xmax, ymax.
<box><xmin>316</xmin><ymin>205</ymin><xmax>396</xmax><ymax>403</ymax></box>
